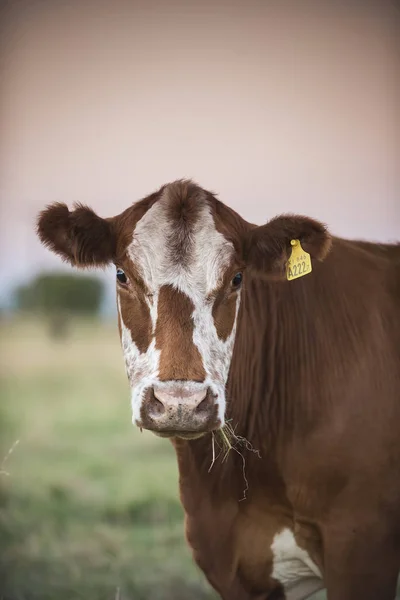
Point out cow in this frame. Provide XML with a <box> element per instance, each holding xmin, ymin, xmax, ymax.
<box><xmin>36</xmin><ymin>180</ymin><xmax>400</xmax><ymax>600</ymax></box>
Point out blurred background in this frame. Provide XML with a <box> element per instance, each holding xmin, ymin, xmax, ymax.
<box><xmin>0</xmin><ymin>0</ymin><xmax>399</xmax><ymax>598</ymax></box>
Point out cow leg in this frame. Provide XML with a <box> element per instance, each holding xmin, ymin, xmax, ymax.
<box><xmin>323</xmin><ymin>520</ymin><xmax>400</xmax><ymax>600</ymax></box>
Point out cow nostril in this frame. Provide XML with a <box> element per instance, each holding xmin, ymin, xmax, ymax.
<box><xmin>148</xmin><ymin>389</ymin><xmax>166</xmax><ymax>418</ymax></box>
<box><xmin>152</xmin><ymin>398</ymin><xmax>165</xmax><ymax>416</ymax></box>
<box><xmin>195</xmin><ymin>392</ymin><xmax>214</xmax><ymax>415</ymax></box>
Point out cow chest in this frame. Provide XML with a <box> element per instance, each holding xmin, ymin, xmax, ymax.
<box><xmin>235</xmin><ymin>505</ymin><xmax>324</xmax><ymax>599</ymax></box>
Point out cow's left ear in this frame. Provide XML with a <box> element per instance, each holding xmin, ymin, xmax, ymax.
<box><xmin>243</xmin><ymin>214</ymin><xmax>332</xmax><ymax>279</ymax></box>
<box><xmin>36</xmin><ymin>202</ymin><xmax>116</xmax><ymax>268</ymax></box>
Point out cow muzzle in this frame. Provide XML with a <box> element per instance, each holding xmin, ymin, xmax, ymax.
<box><xmin>138</xmin><ymin>383</ymin><xmax>220</xmax><ymax>439</ymax></box>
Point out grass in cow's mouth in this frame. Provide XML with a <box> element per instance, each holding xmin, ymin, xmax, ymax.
<box><xmin>217</xmin><ymin>421</ymin><xmax>261</xmax><ymax>461</ymax></box>
<box><xmin>209</xmin><ymin>422</ymin><xmax>261</xmax><ymax>501</ymax></box>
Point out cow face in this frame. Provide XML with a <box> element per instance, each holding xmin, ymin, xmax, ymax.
<box><xmin>114</xmin><ymin>183</ymin><xmax>243</xmax><ymax>438</ymax></box>
<box><xmin>37</xmin><ymin>180</ymin><xmax>331</xmax><ymax>439</ymax></box>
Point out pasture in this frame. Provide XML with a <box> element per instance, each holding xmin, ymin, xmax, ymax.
<box><xmin>0</xmin><ymin>317</ymin><xmax>215</xmax><ymax>600</ymax></box>
<box><xmin>0</xmin><ymin>317</ymin><xmax>398</xmax><ymax>599</ymax></box>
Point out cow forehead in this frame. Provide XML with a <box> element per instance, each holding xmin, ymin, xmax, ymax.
<box><xmin>127</xmin><ymin>189</ymin><xmax>234</xmax><ymax>296</ymax></box>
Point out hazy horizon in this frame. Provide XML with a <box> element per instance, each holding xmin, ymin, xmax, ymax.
<box><xmin>1</xmin><ymin>0</ymin><xmax>398</xmax><ymax>306</ymax></box>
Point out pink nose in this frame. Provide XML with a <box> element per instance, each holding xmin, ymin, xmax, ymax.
<box><xmin>139</xmin><ymin>384</ymin><xmax>219</xmax><ymax>436</ymax></box>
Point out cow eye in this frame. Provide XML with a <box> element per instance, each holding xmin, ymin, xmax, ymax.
<box><xmin>116</xmin><ymin>268</ymin><xmax>128</xmax><ymax>284</ymax></box>
<box><xmin>231</xmin><ymin>272</ymin><xmax>243</xmax><ymax>288</ymax></box>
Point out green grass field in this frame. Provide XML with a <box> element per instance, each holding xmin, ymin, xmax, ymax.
<box><xmin>1</xmin><ymin>317</ymin><xmax>398</xmax><ymax>599</ymax></box>
<box><xmin>0</xmin><ymin>316</ymin><xmax>216</xmax><ymax>600</ymax></box>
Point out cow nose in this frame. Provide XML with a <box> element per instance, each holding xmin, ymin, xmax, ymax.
<box><xmin>153</xmin><ymin>387</ymin><xmax>208</xmax><ymax>413</ymax></box>
<box><xmin>140</xmin><ymin>385</ymin><xmax>220</xmax><ymax>437</ymax></box>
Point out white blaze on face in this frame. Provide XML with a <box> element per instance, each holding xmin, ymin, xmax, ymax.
<box><xmin>117</xmin><ymin>188</ymin><xmax>241</xmax><ymax>426</ymax></box>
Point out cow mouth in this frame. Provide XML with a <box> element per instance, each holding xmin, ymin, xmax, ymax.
<box><xmin>152</xmin><ymin>430</ymin><xmax>208</xmax><ymax>440</ymax></box>
<box><xmin>135</xmin><ymin>418</ymin><xmax>214</xmax><ymax>440</ymax></box>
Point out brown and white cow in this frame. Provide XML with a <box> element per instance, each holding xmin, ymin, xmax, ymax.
<box><xmin>37</xmin><ymin>180</ymin><xmax>400</xmax><ymax>600</ymax></box>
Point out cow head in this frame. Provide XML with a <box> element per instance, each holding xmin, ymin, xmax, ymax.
<box><xmin>37</xmin><ymin>180</ymin><xmax>331</xmax><ymax>439</ymax></box>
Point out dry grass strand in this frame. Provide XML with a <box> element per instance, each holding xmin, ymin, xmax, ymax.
<box><xmin>208</xmin><ymin>422</ymin><xmax>261</xmax><ymax>500</ymax></box>
<box><xmin>0</xmin><ymin>439</ymin><xmax>20</xmax><ymax>477</ymax></box>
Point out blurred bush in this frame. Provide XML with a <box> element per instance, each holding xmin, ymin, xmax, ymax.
<box><xmin>14</xmin><ymin>273</ymin><xmax>104</xmax><ymax>316</ymax></box>
<box><xmin>13</xmin><ymin>273</ymin><xmax>105</xmax><ymax>339</ymax></box>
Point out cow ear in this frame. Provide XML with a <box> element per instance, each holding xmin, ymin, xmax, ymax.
<box><xmin>244</xmin><ymin>214</ymin><xmax>332</xmax><ymax>279</ymax></box>
<box><xmin>36</xmin><ymin>202</ymin><xmax>116</xmax><ymax>267</ymax></box>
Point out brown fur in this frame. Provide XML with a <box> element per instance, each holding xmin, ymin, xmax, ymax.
<box><xmin>36</xmin><ymin>202</ymin><xmax>116</xmax><ymax>267</ymax></box>
<box><xmin>112</xmin><ymin>187</ymin><xmax>163</xmax><ymax>262</ymax></box>
<box><xmin>176</xmin><ymin>232</ymin><xmax>400</xmax><ymax>600</ymax></box>
<box><xmin>165</xmin><ymin>179</ymin><xmax>205</xmax><ymax>268</ymax></box>
<box><xmin>36</xmin><ymin>180</ymin><xmax>400</xmax><ymax>600</ymax></box>
<box><xmin>211</xmin><ymin>263</ymin><xmax>243</xmax><ymax>341</ymax></box>
<box><xmin>155</xmin><ymin>284</ymin><xmax>206</xmax><ymax>382</ymax></box>
<box><xmin>212</xmin><ymin>290</ymin><xmax>238</xmax><ymax>341</ymax></box>
<box><xmin>118</xmin><ymin>284</ymin><xmax>152</xmax><ymax>354</ymax></box>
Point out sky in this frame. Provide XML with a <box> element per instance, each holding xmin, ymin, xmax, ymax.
<box><xmin>0</xmin><ymin>0</ymin><xmax>399</xmax><ymax>308</ymax></box>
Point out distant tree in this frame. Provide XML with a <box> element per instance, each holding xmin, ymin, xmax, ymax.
<box><xmin>14</xmin><ymin>272</ymin><xmax>105</xmax><ymax>339</ymax></box>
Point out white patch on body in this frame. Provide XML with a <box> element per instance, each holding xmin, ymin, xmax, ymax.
<box><xmin>118</xmin><ymin>188</ymin><xmax>240</xmax><ymax>424</ymax></box>
<box><xmin>271</xmin><ymin>528</ymin><xmax>324</xmax><ymax>600</ymax></box>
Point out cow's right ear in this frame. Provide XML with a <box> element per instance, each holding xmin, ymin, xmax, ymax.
<box><xmin>36</xmin><ymin>203</ymin><xmax>116</xmax><ymax>268</ymax></box>
<box><xmin>243</xmin><ymin>214</ymin><xmax>332</xmax><ymax>280</ymax></box>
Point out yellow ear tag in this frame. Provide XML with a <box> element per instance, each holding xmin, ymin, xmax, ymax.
<box><xmin>286</xmin><ymin>239</ymin><xmax>312</xmax><ymax>281</ymax></box>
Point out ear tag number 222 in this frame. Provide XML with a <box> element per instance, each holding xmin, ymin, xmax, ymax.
<box><xmin>286</xmin><ymin>239</ymin><xmax>312</xmax><ymax>281</ymax></box>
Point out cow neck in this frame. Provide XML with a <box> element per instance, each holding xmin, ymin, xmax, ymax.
<box><xmin>172</xmin><ymin>275</ymin><xmax>300</xmax><ymax>503</ymax></box>
<box><xmin>227</xmin><ymin>272</ymin><xmax>323</xmax><ymax>452</ymax></box>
